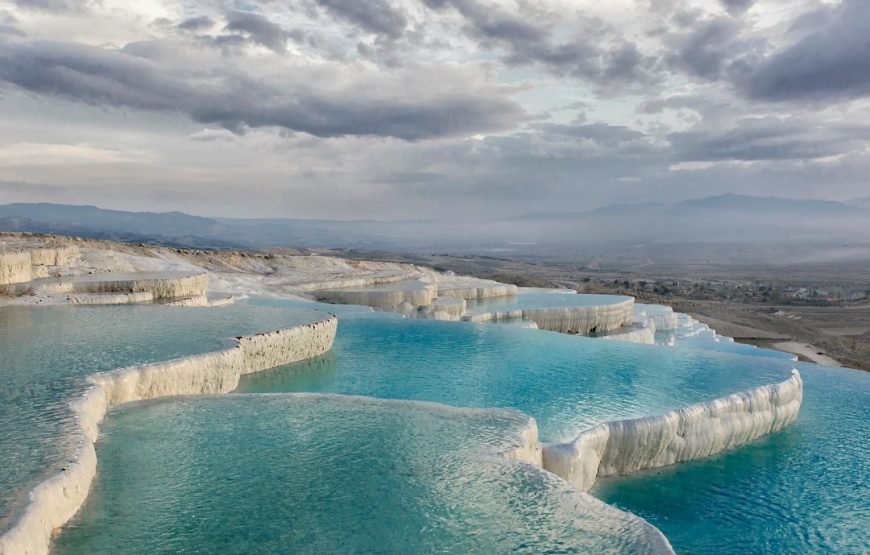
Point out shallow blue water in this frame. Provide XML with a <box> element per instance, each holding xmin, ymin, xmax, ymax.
<box><xmin>0</xmin><ymin>301</ymin><xmax>327</xmax><ymax>531</ymax></box>
<box><xmin>595</xmin><ymin>362</ymin><xmax>870</xmax><ymax>554</ymax></box>
<box><xmin>237</xmin><ymin>314</ymin><xmax>793</xmax><ymax>441</ymax></box>
<box><xmin>5</xmin><ymin>294</ymin><xmax>863</xmax><ymax>554</ymax></box>
<box><xmin>53</xmin><ymin>395</ymin><xmax>667</xmax><ymax>555</ymax></box>
<box><xmin>464</xmin><ymin>291</ymin><xmax>631</xmax><ymax>317</ymax></box>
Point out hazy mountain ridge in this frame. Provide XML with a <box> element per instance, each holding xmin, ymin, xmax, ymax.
<box><xmin>0</xmin><ymin>195</ymin><xmax>868</xmax><ymax>251</ymax></box>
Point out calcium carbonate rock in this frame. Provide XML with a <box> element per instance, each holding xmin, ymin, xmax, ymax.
<box><xmin>0</xmin><ymin>252</ymin><xmax>32</xmax><ymax>285</ymax></box>
<box><xmin>542</xmin><ymin>370</ymin><xmax>803</xmax><ymax>491</ymax></box>
<box><xmin>295</xmin><ymin>270</ymin><xmax>421</xmax><ymax>291</ymax></box>
<box><xmin>314</xmin><ymin>281</ymin><xmax>437</xmax><ymax>312</ymax></box>
<box><xmin>465</xmin><ymin>298</ymin><xmax>635</xmax><ymax>335</ymax></box>
<box><xmin>597</xmin><ymin>324</ymin><xmax>656</xmax><ymax>345</ymax></box>
<box><xmin>0</xmin><ymin>315</ymin><xmax>337</xmax><ymax>555</ymax></box>
<box><xmin>634</xmin><ymin>304</ymin><xmax>679</xmax><ymax>332</ymax></box>
<box><xmin>29</xmin><ymin>245</ymin><xmax>79</xmax><ymax>267</ymax></box>
<box><xmin>436</xmin><ymin>282</ymin><xmax>518</xmax><ymax>300</ymax></box>
<box><xmin>414</xmin><ymin>297</ymin><xmax>467</xmax><ymax>321</ymax></box>
<box><xmin>31</xmin><ymin>272</ymin><xmax>209</xmax><ymax>302</ymax></box>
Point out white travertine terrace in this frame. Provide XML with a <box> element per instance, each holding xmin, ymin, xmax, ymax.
<box><xmin>498</xmin><ymin>417</ymin><xmax>675</xmax><ymax>555</ymax></box>
<box><xmin>542</xmin><ymin>370</ymin><xmax>803</xmax><ymax>491</ymax></box>
<box><xmin>598</xmin><ymin>324</ymin><xmax>656</xmax><ymax>345</ymax></box>
<box><xmin>0</xmin><ymin>252</ymin><xmax>32</xmax><ymax>285</ymax></box>
<box><xmin>29</xmin><ymin>247</ymin><xmax>80</xmax><ymax>279</ymax></box>
<box><xmin>415</xmin><ymin>297</ymin><xmax>467</xmax><ymax>321</ymax></box>
<box><xmin>464</xmin><ymin>298</ymin><xmax>635</xmax><ymax>335</ymax></box>
<box><xmin>435</xmin><ymin>282</ymin><xmax>519</xmax><ymax>300</ymax></box>
<box><xmin>0</xmin><ymin>315</ymin><xmax>338</xmax><ymax>555</ymax></box>
<box><xmin>294</xmin><ymin>270</ymin><xmax>421</xmax><ymax>291</ymax></box>
<box><xmin>314</xmin><ymin>281</ymin><xmax>438</xmax><ymax>313</ymax></box>
<box><xmin>634</xmin><ymin>304</ymin><xmax>679</xmax><ymax>332</ymax></box>
<box><xmin>31</xmin><ymin>272</ymin><xmax>209</xmax><ymax>302</ymax></box>
<box><xmin>0</xmin><ymin>246</ymin><xmax>81</xmax><ymax>284</ymax></box>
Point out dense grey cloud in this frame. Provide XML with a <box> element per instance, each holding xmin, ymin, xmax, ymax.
<box><xmin>312</xmin><ymin>0</ymin><xmax>407</xmax><ymax>38</ymax></box>
<box><xmin>13</xmin><ymin>0</ymin><xmax>83</xmax><ymax>12</ymax></box>
<box><xmin>664</xmin><ymin>16</ymin><xmax>759</xmax><ymax>80</ymax></box>
<box><xmin>0</xmin><ymin>0</ymin><xmax>868</xmax><ymax>220</ymax></box>
<box><xmin>738</xmin><ymin>0</ymin><xmax>870</xmax><ymax>102</ymax></box>
<box><xmin>719</xmin><ymin>0</ymin><xmax>753</xmax><ymax>16</ymax></box>
<box><xmin>668</xmin><ymin>117</ymin><xmax>867</xmax><ymax>162</ymax></box>
<box><xmin>224</xmin><ymin>10</ymin><xmax>288</xmax><ymax>52</ymax></box>
<box><xmin>422</xmin><ymin>0</ymin><xmax>656</xmax><ymax>88</ymax></box>
<box><xmin>178</xmin><ymin>16</ymin><xmax>214</xmax><ymax>32</ymax></box>
<box><xmin>533</xmin><ymin>123</ymin><xmax>645</xmax><ymax>147</ymax></box>
<box><xmin>0</xmin><ymin>36</ymin><xmax>522</xmax><ymax>140</ymax></box>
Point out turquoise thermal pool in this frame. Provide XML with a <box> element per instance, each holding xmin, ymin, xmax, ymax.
<box><xmin>237</xmin><ymin>313</ymin><xmax>793</xmax><ymax>442</ymax></box>
<box><xmin>0</xmin><ymin>301</ymin><xmax>328</xmax><ymax>532</ymax></box>
<box><xmin>53</xmin><ymin>395</ymin><xmax>670</xmax><ymax>554</ymax></box>
<box><xmin>2</xmin><ymin>293</ymin><xmax>866</xmax><ymax>554</ymax></box>
<box><xmin>595</xmin><ymin>362</ymin><xmax>870</xmax><ymax>554</ymax></box>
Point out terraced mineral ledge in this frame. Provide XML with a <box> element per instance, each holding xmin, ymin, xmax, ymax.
<box><xmin>0</xmin><ymin>314</ymin><xmax>337</xmax><ymax>555</ymax></box>
<box><xmin>0</xmin><ymin>235</ymin><xmax>826</xmax><ymax>553</ymax></box>
<box><xmin>542</xmin><ymin>370</ymin><xmax>803</xmax><ymax>491</ymax></box>
<box><xmin>52</xmin><ymin>396</ymin><xmax>674</xmax><ymax>554</ymax></box>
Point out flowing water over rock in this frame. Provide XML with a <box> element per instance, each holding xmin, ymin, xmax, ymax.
<box><xmin>594</xmin><ymin>361</ymin><xmax>870</xmax><ymax>554</ymax></box>
<box><xmin>0</xmin><ymin>301</ymin><xmax>329</xmax><ymax>532</ymax></box>
<box><xmin>53</xmin><ymin>395</ymin><xmax>671</xmax><ymax>554</ymax></box>
<box><xmin>237</xmin><ymin>313</ymin><xmax>793</xmax><ymax>442</ymax></box>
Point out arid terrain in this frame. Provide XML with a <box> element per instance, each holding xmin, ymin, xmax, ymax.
<box><xmin>327</xmin><ymin>248</ymin><xmax>870</xmax><ymax>371</ymax></box>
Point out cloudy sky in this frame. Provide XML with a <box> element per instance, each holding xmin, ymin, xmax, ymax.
<box><xmin>0</xmin><ymin>0</ymin><xmax>867</xmax><ymax>219</ymax></box>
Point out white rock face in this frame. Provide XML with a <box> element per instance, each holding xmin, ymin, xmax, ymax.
<box><xmin>1</xmin><ymin>246</ymin><xmax>81</xmax><ymax>284</ymax></box>
<box><xmin>634</xmin><ymin>304</ymin><xmax>679</xmax><ymax>332</ymax></box>
<box><xmin>465</xmin><ymin>298</ymin><xmax>635</xmax><ymax>335</ymax></box>
<box><xmin>542</xmin><ymin>370</ymin><xmax>803</xmax><ymax>491</ymax></box>
<box><xmin>295</xmin><ymin>270</ymin><xmax>421</xmax><ymax>291</ymax></box>
<box><xmin>314</xmin><ymin>281</ymin><xmax>437</xmax><ymax>312</ymax></box>
<box><xmin>29</xmin><ymin>246</ymin><xmax>80</xmax><ymax>267</ymax></box>
<box><xmin>28</xmin><ymin>272</ymin><xmax>208</xmax><ymax>303</ymax></box>
<box><xmin>436</xmin><ymin>282</ymin><xmax>518</xmax><ymax>300</ymax></box>
<box><xmin>498</xmin><ymin>415</ymin><xmax>674</xmax><ymax>555</ymax></box>
<box><xmin>414</xmin><ymin>297</ymin><xmax>467</xmax><ymax>321</ymax></box>
<box><xmin>506</xmin><ymin>417</ymin><xmax>544</xmax><ymax>467</ymax></box>
<box><xmin>0</xmin><ymin>252</ymin><xmax>32</xmax><ymax>285</ymax></box>
<box><xmin>598</xmin><ymin>324</ymin><xmax>656</xmax><ymax>345</ymax></box>
<box><xmin>0</xmin><ymin>315</ymin><xmax>337</xmax><ymax>555</ymax></box>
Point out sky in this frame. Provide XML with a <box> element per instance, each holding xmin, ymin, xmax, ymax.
<box><xmin>0</xmin><ymin>0</ymin><xmax>867</xmax><ymax>219</ymax></box>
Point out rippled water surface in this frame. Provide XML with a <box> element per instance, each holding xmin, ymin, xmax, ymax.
<box><xmin>0</xmin><ymin>301</ymin><xmax>327</xmax><ymax>530</ymax></box>
<box><xmin>238</xmin><ymin>314</ymin><xmax>793</xmax><ymax>441</ymax></box>
<box><xmin>596</xmin><ymin>362</ymin><xmax>870</xmax><ymax>554</ymax></box>
<box><xmin>54</xmin><ymin>395</ymin><xmax>667</xmax><ymax>555</ymax></box>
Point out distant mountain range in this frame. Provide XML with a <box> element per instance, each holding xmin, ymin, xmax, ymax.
<box><xmin>514</xmin><ymin>193</ymin><xmax>865</xmax><ymax>220</ymax></box>
<box><xmin>0</xmin><ymin>194</ymin><xmax>868</xmax><ymax>250</ymax></box>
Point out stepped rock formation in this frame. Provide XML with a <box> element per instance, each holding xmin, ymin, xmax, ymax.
<box><xmin>0</xmin><ymin>315</ymin><xmax>338</xmax><ymax>555</ymax></box>
<box><xmin>436</xmin><ymin>282</ymin><xmax>518</xmax><ymax>300</ymax></box>
<box><xmin>597</xmin><ymin>324</ymin><xmax>656</xmax><ymax>345</ymax></box>
<box><xmin>465</xmin><ymin>298</ymin><xmax>635</xmax><ymax>335</ymax></box>
<box><xmin>0</xmin><ymin>252</ymin><xmax>31</xmax><ymax>285</ymax></box>
<box><xmin>314</xmin><ymin>281</ymin><xmax>437</xmax><ymax>313</ymax></box>
<box><xmin>542</xmin><ymin>370</ymin><xmax>803</xmax><ymax>491</ymax></box>
<box><xmin>415</xmin><ymin>297</ymin><xmax>467</xmax><ymax>320</ymax></box>
<box><xmin>0</xmin><ymin>246</ymin><xmax>81</xmax><ymax>285</ymax></box>
<box><xmin>31</xmin><ymin>272</ymin><xmax>208</xmax><ymax>302</ymax></box>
